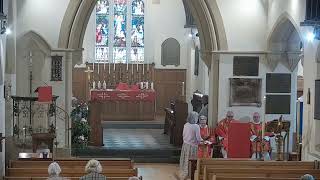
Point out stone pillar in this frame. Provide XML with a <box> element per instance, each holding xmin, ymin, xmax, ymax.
<box><xmin>204</xmin><ymin>51</ymin><xmax>219</xmax><ymax>127</ymax></box>
<box><xmin>64</xmin><ymin>51</ymin><xmax>73</xmax><ymax>149</ymax></box>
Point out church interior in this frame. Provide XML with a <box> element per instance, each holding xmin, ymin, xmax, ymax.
<box><xmin>0</xmin><ymin>0</ymin><xmax>320</xmax><ymax>179</ymax></box>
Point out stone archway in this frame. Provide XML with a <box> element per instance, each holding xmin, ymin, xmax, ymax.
<box><xmin>267</xmin><ymin>12</ymin><xmax>302</xmax><ymax>72</ymax></box>
<box><xmin>58</xmin><ymin>0</ymin><xmax>228</xmax><ymax>125</ymax></box>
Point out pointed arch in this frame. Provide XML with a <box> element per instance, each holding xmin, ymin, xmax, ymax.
<box><xmin>17</xmin><ymin>30</ymin><xmax>52</xmax><ymax>55</ymax></box>
<box><xmin>267</xmin><ymin>12</ymin><xmax>302</xmax><ymax>72</ymax></box>
<box><xmin>267</xmin><ymin>12</ymin><xmax>302</xmax><ymax>50</ymax></box>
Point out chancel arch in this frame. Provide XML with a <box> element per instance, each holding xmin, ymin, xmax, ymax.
<box><xmin>161</xmin><ymin>38</ymin><xmax>180</xmax><ymax>66</ymax></box>
<box><xmin>58</xmin><ymin>0</ymin><xmax>228</xmax><ymax>125</ymax></box>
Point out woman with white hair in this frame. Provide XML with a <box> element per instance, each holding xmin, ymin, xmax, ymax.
<box><xmin>47</xmin><ymin>162</ymin><xmax>65</xmax><ymax>180</ymax></box>
<box><xmin>179</xmin><ymin>111</ymin><xmax>203</xmax><ymax>180</ymax></box>
<box><xmin>300</xmin><ymin>174</ymin><xmax>315</xmax><ymax>180</ymax></box>
<box><xmin>80</xmin><ymin>159</ymin><xmax>107</xmax><ymax>180</ymax></box>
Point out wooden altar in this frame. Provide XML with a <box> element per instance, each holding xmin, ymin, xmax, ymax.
<box><xmin>90</xmin><ymin>89</ymin><xmax>156</xmax><ymax>121</ymax></box>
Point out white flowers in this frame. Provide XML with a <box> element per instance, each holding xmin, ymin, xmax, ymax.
<box><xmin>81</xmin><ymin>118</ymin><xmax>87</xmax><ymax>123</ymax></box>
<box><xmin>79</xmin><ymin>135</ymin><xmax>85</xmax><ymax>141</ymax></box>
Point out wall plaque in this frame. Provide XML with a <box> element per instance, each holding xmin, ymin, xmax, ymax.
<box><xmin>233</xmin><ymin>56</ymin><xmax>259</xmax><ymax>76</ymax></box>
<box><xmin>161</xmin><ymin>38</ymin><xmax>180</xmax><ymax>66</ymax></box>
<box><xmin>229</xmin><ymin>78</ymin><xmax>262</xmax><ymax>107</ymax></box>
<box><xmin>51</xmin><ymin>56</ymin><xmax>63</xmax><ymax>81</ymax></box>
<box><xmin>266</xmin><ymin>95</ymin><xmax>291</xmax><ymax>114</ymax></box>
<box><xmin>266</xmin><ymin>73</ymin><xmax>291</xmax><ymax>93</ymax></box>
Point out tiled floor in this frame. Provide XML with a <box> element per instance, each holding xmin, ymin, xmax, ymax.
<box><xmin>103</xmin><ymin>129</ymin><xmax>176</xmax><ymax>149</ymax></box>
<box><xmin>135</xmin><ymin>163</ymin><xmax>180</xmax><ymax>180</ymax></box>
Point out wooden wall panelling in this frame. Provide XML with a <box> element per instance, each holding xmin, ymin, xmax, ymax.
<box><xmin>154</xmin><ymin>69</ymin><xmax>186</xmax><ymax>115</ymax></box>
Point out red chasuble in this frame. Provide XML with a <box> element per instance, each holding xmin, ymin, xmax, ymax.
<box><xmin>215</xmin><ymin>118</ymin><xmax>238</xmax><ymax>152</ymax></box>
<box><xmin>198</xmin><ymin>126</ymin><xmax>215</xmax><ymax>158</ymax></box>
<box><xmin>249</xmin><ymin>122</ymin><xmax>273</xmax><ymax>153</ymax></box>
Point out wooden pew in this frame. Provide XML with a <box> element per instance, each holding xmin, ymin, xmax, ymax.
<box><xmin>10</xmin><ymin>159</ymin><xmax>133</xmax><ymax>169</ymax></box>
<box><xmin>203</xmin><ymin>167</ymin><xmax>320</xmax><ymax>180</ymax></box>
<box><xmin>194</xmin><ymin>159</ymin><xmax>319</xmax><ymax>180</ymax></box>
<box><xmin>7</xmin><ymin>168</ymin><xmax>137</xmax><ymax>177</ymax></box>
<box><xmin>213</xmin><ymin>177</ymin><xmax>299</xmax><ymax>180</ymax></box>
<box><xmin>4</xmin><ymin>177</ymin><xmax>135</xmax><ymax>180</ymax></box>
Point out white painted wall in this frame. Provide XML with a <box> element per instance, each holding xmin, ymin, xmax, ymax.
<box><xmin>15</xmin><ymin>0</ymin><xmax>69</xmax><ymax>48</ymax></box>
<box><xmin>216</xmin><ymin>0</ymin><xmax>268</xmax><ymax>51</ymax></box>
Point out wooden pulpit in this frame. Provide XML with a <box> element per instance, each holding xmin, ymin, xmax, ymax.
<box><xmin>227</xmin><ymin>122</ymin><xmax>251</xmax><ymax>158</ymax></box>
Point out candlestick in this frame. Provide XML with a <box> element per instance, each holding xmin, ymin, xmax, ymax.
<box><xmin>136</xmin><ymin>61</ymin><xmax>139</xmax><ymax>71</ymax></box>
<box><xmin>143</xmin><ymin>63</ymin><xmax>145</xmax><ymax>75</ymax></box>
<box><xmin>262</xmin><ymin>96</ymin><xmax>267</xmax><ymax>138</ymax></box>
<box><xmin>127</xmin><ymin>58</ymin><xmax>129</xmax><ymax>71</ymax></box>
<box><xmin>108</xmin><ymin>59</ymin><xmax>111</xmax><ymax>74</ymax></box>
<box><xmin>104</xmin><ymin>53</ymin><xmax>106</xmax><ymax>71</ymax></box>
<box><xmin>98</xmin><ymin>60</ymin><xmax>100</xmax><ymax>74</ymax></box>
<box><xmin>132</xmin><ymin>62</ymin><xmax>134</xmax><ymax>74</ymax></box>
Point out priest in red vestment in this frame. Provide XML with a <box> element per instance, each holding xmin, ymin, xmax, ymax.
<box><xmin>249</xmin><ymin>112</ymin><xmax>273</xmax><ymax>160</ymax></box>
<box><xmin>215</xmin><ymin>111</ymin><xmax>237</xmax><ymax>158</ymax></box>
<box><xmin>198</xmin><ymin>116</ymin><xmax>215</xmax><ymax>158</ymax></box>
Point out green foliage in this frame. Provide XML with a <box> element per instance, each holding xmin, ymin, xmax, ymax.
<box><xmin>71</xmin><ymin>100</ymin><xmax>90</xmax><ymax>149</ymax></box>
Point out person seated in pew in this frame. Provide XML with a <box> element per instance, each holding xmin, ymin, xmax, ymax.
<box><xmin>80</xmin><ymin>159</ymin><xmax>107</xmax><ymax>180</ymax></box>
<box><xmin>215</xmin><ymin>111</ymin><xmax>238</xmax><ymax>158</ymax></box>
<box><xmin>300</xmin><ymin>174</ymin><xmax>315</xmax><ymax>180</ymax></box>
<box><xmin>128</xmin><ymin>177</ymin><xmax>140</xmax><ymax>180</ymax></box>
<box><xmin>198</xmin><ymin>115</ymin><xmax>215</xmax><ymax>158</ymax></box>
<box><xmin>47</xmin><ymin>162</ymin><xmax>67</xmax><ymax>180</ymax></box>
<box><xmin>249</xmin><ymin>112</ymin><xmax>274</xmax><ymax>161</ymax></box>
<box><xmin>179</xmin><ymin>111</ymin><xmax>203</xmax><ymax>180</ymax></box>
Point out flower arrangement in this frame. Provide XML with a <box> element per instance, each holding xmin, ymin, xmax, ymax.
<box><xmin>71</xmin><ymin>99</ymin><xmax>90</xmax><ymax>148</ymax></box>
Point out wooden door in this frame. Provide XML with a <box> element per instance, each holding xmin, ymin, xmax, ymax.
<box><xmin>154</xmin><ymin>69</ymin><xmax>186</xmax><ymax>115</ymax></box>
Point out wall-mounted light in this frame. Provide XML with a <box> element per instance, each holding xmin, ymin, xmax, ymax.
<box><xmin>306</xmin><ymin>32</ymin><xmax>315</xmax><ymax>42</ymax></box>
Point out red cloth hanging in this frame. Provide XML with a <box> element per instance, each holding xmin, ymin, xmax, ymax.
<box><xmin>36</xmin><ymin>86</ymin><xmax>53</xmax><ymax>103</ymax></box>
<box><xmin>227</xmin><ymin>122</ymin><xmax>251</xmax><ymax>158</ymax></box>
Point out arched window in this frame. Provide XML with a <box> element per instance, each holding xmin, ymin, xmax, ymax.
<box><xmin>95</xmin><ymin>0</ymin><xmax>145</xmax><ymax>64</ymax></box>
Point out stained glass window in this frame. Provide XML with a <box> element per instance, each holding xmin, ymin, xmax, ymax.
<box><xmin>95</xmin><ymin>0</ymin><xmax>144</xmax><ymax>63</ymax></box>
<box><xmin>96</xmin><ymin>0</ymin><xmax>109</xmax><ymax>61</ymax></box>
